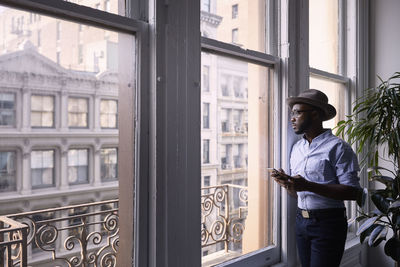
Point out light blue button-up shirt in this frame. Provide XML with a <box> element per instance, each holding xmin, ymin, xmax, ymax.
<box><xmin>290</xmin><ymin>129</ymin><xmax>361</xmax><ymax>210</ymax></box>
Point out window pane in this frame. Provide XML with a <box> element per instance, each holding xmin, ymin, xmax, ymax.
<box><xmin>100</xmin><ymin>99</ymin><xmax>118</xmax><ymax>128</ymax></box>
<box><xmin>0</xmin><ymin>4</ymin><xmax>134</xmax><ymax>265</ymax></box>
<box><xmin>310</xmin><ymin>76</ymin><xmax>346</xmax><ymax>129</ymax></box>
<box><xmin>31</xmin><ymin>150</ymin><xmax>54</xmax><ymax>188</ymax></box>
<box><xmin>309</xmin><ymin>0</ymin><xmax>340</xmax><ymax>74</ymax></box>
<box><xmin>68</xmin><ymin>98</ymin><xmax>88</xmax><ymax>127</ymax></box>
<box><xmin>31</xmin><ymin>96</ymin><xmax>54</xmax><ymax>128</ymax></box>
<box><xmin>201</xmin><ymin>52</ymin><xmax>275</xmax><ymax>265</ymax></box>
<box><xmin>53</xmin><ymin>0</ymin><xmax>124</xmax><ymax>16</ymax></box>
<box><xmin>0</xmin><ymin>151</ymin><xmax>16</xmax><ymax>192</ymax></box>
<box><xmin>200</xmin><ymin>0</ymin><xmax>269</xmax><ymax>53</ymax></box>
<box><xmin>0</xmin><ymin>93</ymin><xmax>15</xmax><ymax>126</ymax></box>
<box><xmin>68</xmin><ymin>149</ymin><xmax>88</xmax><ymax>184</ymax></box>
<box><xmin>101</xmin><ymin>148</ymin><xmax>118</xmax><ymax>181</ymax></box>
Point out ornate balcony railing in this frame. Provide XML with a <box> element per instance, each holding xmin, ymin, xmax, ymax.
<box><xmin>1</xmin><ymin>185</ymin><xmax>248</xmax><ymax>266</ymax></box>
<box><xmin>201</xmin><ymin>184</ymin><xmax>248</xmax><ymax>252</ymax></box>
<box><xmin>0</xmin><ymin>199</ymin><xmax>119</xmax><ymax>267</ymax></box>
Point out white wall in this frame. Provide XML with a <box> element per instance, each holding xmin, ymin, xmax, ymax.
<box><xmin>368</xmin><ymin>0</ymin><xmax>400</xmax><ymax>266</ymax></box>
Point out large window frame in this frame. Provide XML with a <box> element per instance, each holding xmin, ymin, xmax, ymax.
<box><xmin>0</xmin><ymin>0</ymin><xmax>368</xmax><ymax>266</ymax></box>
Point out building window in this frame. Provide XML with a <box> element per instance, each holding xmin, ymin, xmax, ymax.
<box><xmin>203</xmin><ymin>103</ymin><xmax>210</xmax><ymax>129</ymax></box>
<box><xmin>100</xmin><ymin>148</ymin><xmax>118</xmax><ymax>182</ymax></box>
<box><xmin>202</xmin><ymin>65</ymin><xmax>210</xmax><ymax>92</ymax></box>
<box><xmin>68</xmin><ymin>97</ymin><xmax>88</xmax><ymax>128</ymax></box>
<box><xmin>31</xmin><ymin>95</ymin><xmax>54</xmax><ymax>128</ymax></box>
<box><xmin>220</xmin><ymin>144</ymin><xmax>231</xmax><ymax>170</ymax></box>
<box><xmin>232</xmin><ymin>28</ymin><xmax>238</xmax><ymax>44</ymax></box>
<box><xmin>100</xmin><ymin>99</ymin><xmax>118</xmax><ymax>128</ymax></box>
<box><xmin>31</xmin><ymin>150</ymin><xmax>54</xmax><ymax>188</ymax></box>
<box><xmin>78</xmin><ymin>44</ymin><xmax>83</xmax><ymax>64</ymax></box>
<box><xmin>233</xmin><ymin>144</ymin><xmax>242</xmax><ymax>168</ymax></box>
<box><xmin>0</xmin><ymin>93</ymin><xmax>15</xmax><ymax>126</ymax></box>
<box><xmin>220</xmin><ymin>74</ymin><xmax>230</xmax><ymax>97</ymax></box>
<box><xmin>68</xmin><ymin>149</ymin><xmax>89</xmax><ymax>184</ymax></box>
<box><xmin>0</xmin><ymin>151</ymin><xmax>16</xmax><ymax>192</ymax></box>
<box><xmin>203</xmin><ymin>139</ymin><xmax>210</xmax><ymax>164</ymax></box>
<box><xmin>233</xmin><ymin>77</ymin><xmax>243</xmax><ymax>98</ymax></box>
<box><xmin>221</xmin><ymin>108</ymin><xmax>230</xmax><ymax>132</ymax></box>
<box><xmin>233</xmin><ymin>109</ymin><xmax>243</xmax><ymax>132</ymax></box>
<box><xmin>232</xmin><ymin>4</ymin><xmax>238</xmax><ymax>19</ymax></box>
<box><xmin>201</xmin><ymin>0</ymin><xmax>210</xmax><ymax>12</ymax></box>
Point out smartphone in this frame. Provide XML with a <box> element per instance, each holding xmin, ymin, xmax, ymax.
<box><xmin>267</xmin><ymin>168</ymin><xmax>290</xmax><ymax>180</ymax></box>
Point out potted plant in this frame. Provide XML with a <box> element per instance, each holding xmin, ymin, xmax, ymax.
<box><xmin>335</xmin><ymin>72</ymin><xmax>400</xmax><ymax>264</ymax></box>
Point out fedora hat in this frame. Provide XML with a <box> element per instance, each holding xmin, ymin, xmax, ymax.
<box><xmin>286</xmin><ymin>89</ymin><xmax>336</xmax><ymax>121</ymax></box>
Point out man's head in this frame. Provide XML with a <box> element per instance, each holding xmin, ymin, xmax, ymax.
<box><xmin>286</xmin><ymin>89</ymin><xmax>336</xmax><ymax>134</ymax></box>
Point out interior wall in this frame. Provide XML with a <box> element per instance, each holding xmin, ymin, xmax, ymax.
<box><xmin>368</xmin><ymin>0</ymin><xmax>400</xmax><ymax>266</ymax></box>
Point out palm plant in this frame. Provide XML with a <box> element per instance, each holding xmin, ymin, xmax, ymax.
<box><xmin>336</xmin><ymin>72</ymin><xmax>400</xmax><ymax>263</ymax></box>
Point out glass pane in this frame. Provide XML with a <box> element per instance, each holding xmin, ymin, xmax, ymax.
<box><xmin>309</xmin><ymin>0</ymin><xmax>340</xmax><ymax>74</ymax></box>
<box><xmin>201</xmin><ymin>52</ymin><xmax>275</xmax><ymax>265</ymax></box>
<box><xmin>52</xmin><ymin>0</ymin><xmax>123</xmax><ymax>16</ymax></box>
<box><xmin>310</xmin><ymin>76</ymin><xmax>346</xmax><ymax>129</ymax></box>
<box><xmin>0</xmin><ymin>151</ymin><xmax>16</xmax><ymax>192</ymax></box>
<box><xmin>200</xmin><ymin>0</ymin><xmax>269</xmax><ymax>53</ymax></box>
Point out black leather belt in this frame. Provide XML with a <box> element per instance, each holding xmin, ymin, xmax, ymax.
<box><xmin>297</xmin><ymin>208</ymin><xmax>346</xmax><ymax>219</ymax></box>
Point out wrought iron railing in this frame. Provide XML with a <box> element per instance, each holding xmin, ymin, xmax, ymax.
<box><xmin>201</xmin><ymin>184</ymin><xmax>248</xmax><ymax>252</ymax></box>
<box><xmin>1</xmin><ymin>185</ymin><xmax>248</xmax><ymax>266</ymax></box>
<box><xmin>0</xmin><ymin>199</ymin><xmax>119</xmax><ymax>267</ymax></box>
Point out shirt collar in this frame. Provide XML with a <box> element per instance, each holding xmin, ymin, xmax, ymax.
<box><xmin>301</xmin><ymin>129</ymin><xmax>332</xmax><ymax>147</ymax></box>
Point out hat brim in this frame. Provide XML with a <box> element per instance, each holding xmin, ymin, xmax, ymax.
<box><xmin>286</xmin><ymin>97</ymin><xmax>336</xmax><ymax>121</ymax></box>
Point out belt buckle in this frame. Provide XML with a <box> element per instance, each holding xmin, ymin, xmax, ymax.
<box><xmin>301</xmin><ymin>210</ymin><xmax>310</xmax><ymax>218</ymax></box>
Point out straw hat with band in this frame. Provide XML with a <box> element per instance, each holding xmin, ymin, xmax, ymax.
<box><xmin>286</xmin><ymin>89</ymin><xmax>336</xmax><ymax>121</ymax></box>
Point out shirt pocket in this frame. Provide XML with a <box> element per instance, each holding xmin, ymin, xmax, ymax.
<box><xmin>305</xmin><ymin>159</ymin><xmax>332</xmax><ymax>182</ymax></box>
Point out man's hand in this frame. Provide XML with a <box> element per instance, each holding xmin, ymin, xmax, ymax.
<box><xmin>271</xmin><ymin>169</ymin><xmax>299</xmax><ymax>197</ymax></box>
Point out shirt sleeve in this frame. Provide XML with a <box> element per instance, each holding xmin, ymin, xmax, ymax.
<box><xmin>335</xmin><ymin>142</ymin><xmax>361</xmax><ymax>188</ymax></box>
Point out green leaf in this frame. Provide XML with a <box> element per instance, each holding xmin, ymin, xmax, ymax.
<box><xmin>371</xmin><ymin>193</ymin><xmax>390</xmax><ymax>213</ymax></box>
<box><xmin>369</xmin><ymin>175</ymin><xmax>394</xmax><ymax>186</ymax></box>
<box><xmin>360</xmin><ymin>224</ymin><xmax>380</xmax><ymax>244</ymax></box>
<box><xmin>368</xmin><ymin>225</ymin><xmax>388</xmax><ymax>247</ymax></box>
<box><xmin>389</xmin><ymin>199</ymin><xmax>400</xmax><ymax>211</ymax></box>
<box><xmin>357</xmin><ymin>216</ymin><xmax>379</xmax><ymax>236</ymax></box>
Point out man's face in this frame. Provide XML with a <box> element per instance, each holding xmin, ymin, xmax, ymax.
<box><xmin>290</xmin><ymin>103</ymin><xmax>315</xmax><ymax>134</ymax></box>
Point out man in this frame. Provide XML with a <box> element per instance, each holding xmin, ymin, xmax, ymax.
<box><xmin>271</xmin><ymin>89</ymin><xmax>361</xmax><ymax>267</ymax></box>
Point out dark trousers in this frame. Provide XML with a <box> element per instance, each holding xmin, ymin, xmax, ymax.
<box><xmin>295</xmin><ymin>208</ymin><xmax>348</xmax><ymax>267</ymax></box>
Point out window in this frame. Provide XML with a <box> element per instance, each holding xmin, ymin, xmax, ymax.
<box><xmin>31</xmin><ymin>150</ymin><xmax>54</xmax><ymax>188</ymax></box>
<box><xmin>0</xmin><ymin>93</ymin><xmax>15</xmax><ymax>126</ymax></box>
<box><xmin>100</xmin><ymin>99</ymin><xmax>117</xmax><ymax>128</ymax></box>
<box><xmin>100</xmin><ymin>148</ymin><xmax>118</xmax><ymax>182</ymax></box>
<box><xmin>232</xmin><ymin>28</ymin><xmax>238</xmax><ymax>44</ymax></box>
<box><xmin>203</xmin><ymin>139</ymin><xmax>210</xmax><ymax>164</ymax></box>
<box><xmin>202</xmin><ymin>103</ymin><xmax>209</xmax><ymax>129</ymax></box>
<box><xmin>220</xmin><ymin>74</ymin><xmax>230</xmax><ymax>96</ymax></box>
<box><xmin>232</xmin><ymin>4</ymin><xmax>238</xmax><ymax>19</ymax></box>
<box><xmin>202</xmin><ymin>65</ymin><xmax>210</xmax><ymax>92</ymax></box>
<box><xmin>221</xmin><ymin>108</ymin><xmax>230</xmax><ymax>132</ymax></box>
<box><xmin>0</xmin><ymin>151</ymin><xmax>16</xmax><ymax>192</ymax></box>
<box><xmin>68</xmin><ymin>97</ymin><xmax>88</xmax><ymax>128</ymax></box>
<box><xmin>31</xmin><ymin>95</ymin><xmax>54</xmax><ymax>128</ymax></box>
<box><xmin>201</xmin><ymin>32</ymin><xmax>276</xmax><ymax>265</ymax></box>
<box><xmin>68</xmin><ymin>149</ymin><xmax>88</xmax><ymax>184</ymax></box>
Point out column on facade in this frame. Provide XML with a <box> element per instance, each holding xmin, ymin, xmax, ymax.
<box><xmin>94</xmin><ymin>95</ymin><xmax>101</xmax><ymax>131</ymax></box>
<box><xmin>60</xmin><ymin>148</ymin><xmax>69</xmax><ymax>190</ymax></box>
<box><xmin>60</xmin><ymin>90</ymin><xmax>68</xmax><ymax>130</ymax></box>
<box><xmin>21</xmin><ymin>88</ymin><xmax>30</xmax><ymax>131</ymax></box>
<box><xmin>21</xmin><ymin>149</ymin><xmax>31</xmax><ymax>194</ymax></box>
<box><xmin>93</xmin><ymin>145</ymin><xmax>101</xmax><ymax>186</ymax></box>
